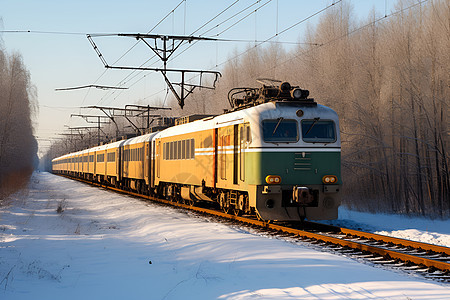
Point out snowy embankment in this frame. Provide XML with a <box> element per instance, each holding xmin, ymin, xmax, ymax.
<box><xmin>1</xmin><ymin>172</ymin><xmax>449</xmax><ymax>299</ymax></box>
<box><xmin>320</xmin><ymin>207</ymin><xmax>450</xmax><ymax>248</ymax></box>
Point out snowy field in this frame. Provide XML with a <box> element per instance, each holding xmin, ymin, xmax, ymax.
<box><xmin>1</xmin><ymin>172</ymin><xmax>449</xmax><ymax>299</ymax></box>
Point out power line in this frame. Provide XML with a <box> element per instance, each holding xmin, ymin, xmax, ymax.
<box><xmin>214</xmin><ymin>0</ymin><xmax>274</xmax><ymax>37</ymax></box>
<box><xmin>96</xmin><ymin>0</ymin><xmax>245</xmax><ymax>107</ymax></box>
<box><xmin>134</xmin><ymin>0</ymin><xmax>273</xmax><ymax>99</ymax></box>
<box><xmin>85</xmin><ymin>0</ymin><xmax>187</xmax><ymax>107</ymax></box>
<box><xmin>213</xmin><ymin>0</ymin><xmax>342</xmax><ymax>70</ymax></box>
<box><xmin>168</xmin><ymin>0</ymin><xmax>340</xmax><ymax>95</ymax></box>
<box><xmin>0</xmin><ymin>30</ymin><xmax>85</xmax><ymax>35</ymax></box>
<box><xmin>259</xmin><ymin>0</ymin><xmax>429</xmax><ymax>77</ymax></box>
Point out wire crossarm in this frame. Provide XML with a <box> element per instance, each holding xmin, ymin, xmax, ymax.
<box><xmin>87</xmin><ymin>33</ymin><xmax>222</xmax><ymax>109</ymax></box>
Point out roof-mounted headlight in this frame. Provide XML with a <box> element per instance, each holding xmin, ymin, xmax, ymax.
<box><xmin>291</xmin><ymin>88</ymin><xmax>309</xmax><ymax>100</ymax></box>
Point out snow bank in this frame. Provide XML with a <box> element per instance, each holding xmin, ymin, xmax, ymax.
<box><xmin>320</xmin><ymin>207</ymin><xmax>450</xmax><ymax>247</ymax></box>
<box><xmin>1</xmin><ymin>172</ymin><xmax>449</xmax><ymax>299</ymax></box>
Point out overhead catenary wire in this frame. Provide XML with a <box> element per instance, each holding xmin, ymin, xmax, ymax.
<box><xmin>165</xmin><ymin>0</ymin><xmax>341</xmax><ymax>97</ymax></box>
<box><xmin>255</xmin><ymin>0</ymin><xmax>429</xmax><ymax>78</ymax></box>
<box><xmin>96</xmin><ymin>0</ymin><xmax>245</xmax><ymax>107</ymax></box>
<box><xmin>92</xmin><ymin>0</ymin><xmax>273</xmax><ymax>107</ymax></box>
<box><xmin>116</xmin><ymin>0</ymin><xmax>277</xmax><ymax>104</ymax></box>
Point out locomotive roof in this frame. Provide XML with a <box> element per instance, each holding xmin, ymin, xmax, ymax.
<box><xmin>155</xmin><ymin>100</ymin><xmax>338</xmax><ymax>138</ymax></box>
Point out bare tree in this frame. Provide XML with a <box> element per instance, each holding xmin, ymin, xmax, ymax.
<box><xmin>0</xmin><ymin>49</ymin><xmax>38</xmax><ymax>199</ymax></box>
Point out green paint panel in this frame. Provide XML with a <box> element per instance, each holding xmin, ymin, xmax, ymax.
<box><xmin>246</xmin><ymin>151</ymin><xmax>341</xmax><ymax>185</ymax></box>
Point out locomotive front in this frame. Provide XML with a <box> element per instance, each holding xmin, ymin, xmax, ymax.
<box><xmin>232</xmin><ymin>81</ymin><xmax>341</xmax><ymax>221</ymax></box>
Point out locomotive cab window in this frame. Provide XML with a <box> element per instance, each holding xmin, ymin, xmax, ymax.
<box><xmin>301</xmin><ymin>119</ymin><xmax>336</xmax><ymax>143</ymax></box>
<box><xmin>262</xmin><ymin>119</ymin><xmax>298</xmax><ymax>143</ymax></box>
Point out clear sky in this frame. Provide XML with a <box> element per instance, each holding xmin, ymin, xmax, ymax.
<box><xmin>1</xmin><ymin>0</ymin><xmax>396</xmax><ymax>156</ymax></box>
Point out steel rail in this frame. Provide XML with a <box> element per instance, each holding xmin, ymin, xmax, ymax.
<box><xmin>311</xmin><ymin>222</ymin><xmax>450</xmax><ymax>256</ymax></box>
<box><xmin>59</xmin><ymin>174</ymin><xmax>450</xmax><ymax>273</ymax></box>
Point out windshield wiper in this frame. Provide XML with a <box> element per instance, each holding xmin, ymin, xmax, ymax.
<box><xmin>272</xmin><ymin>117</ymin><xmax>284</xmax><ymax>135</ymax></box>
<box><xmin>305</xmin><ymin>117</ymin><xmax>320</xmax><ymax>135</ymax></box>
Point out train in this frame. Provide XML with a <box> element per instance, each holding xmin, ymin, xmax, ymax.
<box><xmin>52</xmin><ymin>80</ymin><xmax>341</xmax><ymax>221</ymax></box>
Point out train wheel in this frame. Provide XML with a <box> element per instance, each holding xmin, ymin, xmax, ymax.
<box><xmin>233</xmin><ymin>208</ymin><xmax>242</xmax><ymax>216</ymax></box>
<box><xmin>219</xmin><ymin>192</ymin><xmax>229</xmax><ymax>214</ymax></box>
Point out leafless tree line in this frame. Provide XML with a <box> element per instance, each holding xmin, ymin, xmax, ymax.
<box><xmin>171</xmin><ymin>0</ymin><xmax>449</xmax><ymax>217</ymax></box>
<box><xmin>0</xmin><ymin>46</ymin><xmax>38</xmax><ymax>199</ymax></box>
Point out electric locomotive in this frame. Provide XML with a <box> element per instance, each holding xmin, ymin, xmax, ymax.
<box><xmin>154</xmin><ymin>80</ymin><xmax>341</xmax><ymax>221</ymax></box>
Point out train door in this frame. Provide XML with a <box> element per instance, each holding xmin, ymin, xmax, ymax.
<box><xmin>239</xmin><ymin>125</ymin><xmax>245</xmax><ymax>182</ymax></box>
<box><xmin>156</xmin><ymin>140</ymin><xmax>161</xmax><ymax>179</ymax></box>
<box><xmin>117</xmin><ymin>147</ymin><xmax>121</xmax><ymax>182</ymax></box>
<box><xmin>233</xmin><ymin>124</ymin><xmax>238</xmax><ymax>185</ymax></box>
<box><xmin>151</xmin><ymin>140</ymin><xmax>156</xmax><ymax>187</ymax></box>
<box><xmin>144</xmin><ymin>142</ymin><xmax>149</xmax><ymax>185</ymax></box>
<box><xmin>214</xmin><ymin>128</ymin><xmax>218</xmax><ymax>188</ymax></box>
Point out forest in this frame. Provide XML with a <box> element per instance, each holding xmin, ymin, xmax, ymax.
<box><xmin>174</xmin><ymin>0</ymin><xmax>449</xmax><ymax>218</ymax></box>
<box><xmin>0</xmin><ymin>44</ymin><xmax>38</xmax><ymax>199</ymax></box>
<box><xmin>45</xmin><ymin>0</ymin><xmax>448</xmax><ymax>218</ymax></box>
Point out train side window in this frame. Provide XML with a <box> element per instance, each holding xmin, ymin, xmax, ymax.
<box><xmin>177</xmin><ymin>141</ymin><xmax>181</xmax><ymax>160</ymax></box>
<box><xmin>173</xmin><ymin>141</ymin><xmax>178</xmax><ymax>160</ymax></box>
<box><xmin>167</xmin><ymin>143</ymin><xmax>170</xmax><ymax>160</ymax></box>
<box><xmin>182</xmin><ymin>140</ymin><xmax>186</xmax><ymax>159</ymax></box>
<box><xmin>190</xmin><ymin>138</ymin><xmax>195</xmax><ymax>159</ymax></box>
<box><xmin>186</xmin><ymin>139</ymin><xmax>190</xmax><ymax>159</ymax></box>
<box><xmin>163</xmin><ymin>143</ymin><xmax>166</xmax><ymax>160</ymax></box>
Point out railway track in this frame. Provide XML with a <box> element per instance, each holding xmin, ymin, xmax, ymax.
<box><xmin>60</xmin><ymin>174</ymin><xmax>450</xmax><ymax>283</ymax></box>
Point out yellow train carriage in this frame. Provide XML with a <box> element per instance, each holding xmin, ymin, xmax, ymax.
<box><xmin>105</xmin><ymin>140</ymin><xmax>124</xmax><ymax>186</ymax></box>
<box><xmin>51</xmin><ymin>154</ymin><xmax>70</xmax><ymax>174</ymax></box>
<box><xmin>87</xmin><ymin>150</ymin><xmax>95</xmax><ymax>179</ymax></box>
<box><xmin>80</xmin><ymin>149</ymin><xmax>89</xmax><ymax>176</ymax></box>
<box><xmin>154</xmin><ymin>115</ymin><xmax>251</xmax><ymax>205</ymax></box>
<box><xmin>68</xmin><ymin>152</ymin><xmax>76</xmax><ymax>174</ymax></box>
<box><xmin>93</xmin><ymin>144</ymin><xmax>107</xmax><ymax>182</ymax></box>
<box><xmin>122</xmin><ymin>133</ymin><xmax>157</xmax><ymax>192</ymax></box>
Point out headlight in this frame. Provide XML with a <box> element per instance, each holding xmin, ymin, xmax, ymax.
<box><xmin>265</xmin><ymin>175</ymin><xmax>281</xmax><ymax>184</ymax></box>
<box><xmin>322</xmin><ymin>175</ymin><xmax>338</xmax><ymax>184</ymax></box>
<box><xmin>291</xmin><ymin>88</ymin><xmax>309</xmax><ymax>100</ymax></box>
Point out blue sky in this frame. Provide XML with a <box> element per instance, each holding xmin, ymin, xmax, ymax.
<box><xmin>1</xmin><ymin>0</ymin><xmax>395</xmax><ymax>156</ymax></box>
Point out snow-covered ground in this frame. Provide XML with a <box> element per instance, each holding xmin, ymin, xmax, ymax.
<box><xmin>1</xmin><ymin>172</ymin><xmax>449</xmax><ymax>299</ymax></box>
<box><xmin>320</xmin><ymin>207</ymin><xmax>450</xmax><ymax>248</ymax></box>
